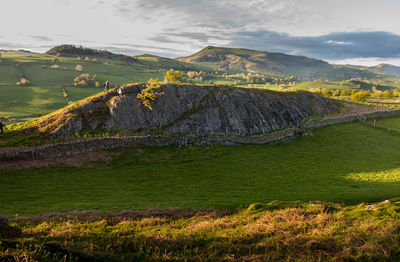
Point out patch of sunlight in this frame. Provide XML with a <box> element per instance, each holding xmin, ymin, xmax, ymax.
<box><xmin>345</xmin><ymin>168</ymin><xmax>400</xmax><ymax>183</ymax></box>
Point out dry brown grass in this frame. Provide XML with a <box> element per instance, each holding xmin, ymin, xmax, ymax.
<box><xmin>2</xmin><ymin>200</ymin><xmax>400</xmax><ymax>261</ymax></box>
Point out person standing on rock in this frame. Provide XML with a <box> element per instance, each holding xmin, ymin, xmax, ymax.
<box><xmin>0</xmin><ymin>121</ymin><xmax>4</xmax><ymax>134</ymax></box>
<box><xmin>104</xmin><ymin>80</ymin><xmax>110</xmax><ymax>92</ymax></box>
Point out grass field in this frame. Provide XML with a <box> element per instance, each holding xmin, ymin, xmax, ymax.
<box><xmin>367</xmin><ymin>115</ymin><xmax>400</xmax><ymax>131</ymax></box>
<box><xmin>0</xmin><ymin>51</ymin><xmax>173</xmax><ymax>122</ymax></box>
<box><xmin>2</xmin><ymin>121</ymin><xmax>400</xmax><ymax>216</ymax></box>
<box><xmin>2</xmin><ymin>200</ymin><xmax>400</xmax><ymax>261</ymax></box>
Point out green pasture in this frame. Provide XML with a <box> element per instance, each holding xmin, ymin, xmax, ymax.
<box><xmin>2</xmin><ymin>121</ymin><xmax>400</xmax><ymax>216</ymax></box>
<box><xmin>367</xmin><ymin>115</ymin><xmax>400</xmax><ymax>130</ymax></box>
<box><xmin>0</xmin><ymin>52</ymin><xmax>171</xmax><ymax>122</ymax></box>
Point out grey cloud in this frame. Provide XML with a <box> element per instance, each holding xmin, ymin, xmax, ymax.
<box><xmin>29</xmin><ymin>35</ymin><xmax>53</xmax><ymax>42</ymax></box>
<box><xmin>103</xmin><ymin>46</ymin><xmax>180</xmax><ymax>58</ymax></box>
<box><xmin>110</xmin><ymin>43</ymin><xmax>182</xmax><ymax>53</ymax></box>
<box><xmin>229</xmin><ymin>31</ymin><xmax>400</xmax><ymax>60</ymax></box>
<box><xmin>148</xmin><ymin>35</ymin><xmax>182</xmax><ymax>45</ymax></box>
<box><xmin>116</xmin><ymin>0</ymin><xmax>311</xmax><ymax>31</ymax></box>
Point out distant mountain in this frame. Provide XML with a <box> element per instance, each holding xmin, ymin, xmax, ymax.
<box><xmin>134</xmin><ymin>54</ymin><xmax>208</xmax><ymax>71</ymax></box>
<box><xmin>367</xmin><ymin>64</ymin><xmax>400</xmax><ymax>77</ymax></box>
<box><xmin>177</xmin><ymin>46</ymin><xmax>375</xmax><ymax>80</ymax></box>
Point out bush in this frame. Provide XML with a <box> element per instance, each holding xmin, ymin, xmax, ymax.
<box><xmin>394</xmin><ymin>88</ymin><xmax>400</xmax><ymax>98</ymax></box>
<box><xmin>164</xmin><ymin>69</ymin><xmax>182</xmax><ymax>83</ymax></box>
<box><xmin>137</xmin><ymin>78</ymin><xmax>164</xmax><ymax>110</ymax></box>
<box><xmin>321</xmin><ymin>88</ymin><xmax>333</xmax><ymax>97</ymax></box>
<box><xmin>351</xmin><ymin>90</ymin><xmax>370</xmax><ymax>102</ymax></box>
<box><xmin>331</xmin><ymin>90</ymin><xmax>340</xmax><ymax>96</ymax></box>
<box><xmin>383</xmin><ymin>90</ymin><xmax>393</xmax><ymax>98</ymax></box>
<box><xmin>16</xmin><ymin>78</ymin><xmax>30</xmax><ymax>86</ymax></box>
<box><xmin>341</xmin><ymin>90</ymin><xmax>351</xmax><ymax>96</ymax></box>
<box><xmin>75</xmin><ymin>64</ymin><xmax>83</xmax><ymax>72</ymax></box>
<box><xmin>73</xmin><ymin>73</ymin><xmax>98</xmax><ymax>88</ymax></box>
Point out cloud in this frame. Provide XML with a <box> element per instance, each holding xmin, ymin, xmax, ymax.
<box><xmin>121</xmin><ymin>0</ymin><xmax>314</xmax><ymax>31</ymax></box>
<box><xmin>228</xmin><ymin>31</ymin><xmax>400</xmax><ymax>60</ymax></box>
<box><xmin>29</xmin><ymin>35</ymin><xmax>53</xmax><ymax>42</ymax></box>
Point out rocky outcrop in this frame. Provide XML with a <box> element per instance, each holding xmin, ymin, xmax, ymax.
<box><xmin>34</xmin><ymin>84</ymin><xmax>338</xmax><ymax>139</ymax></box>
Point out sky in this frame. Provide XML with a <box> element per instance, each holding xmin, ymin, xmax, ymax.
<box><xmin>1</xmin><ymin>0</ymin><xmax>400</xmax><ymax>66</ymax></box>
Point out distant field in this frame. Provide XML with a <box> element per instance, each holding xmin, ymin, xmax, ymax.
<box><xmin>0</xmin><ymin>52</ymin><xmax>168</xmax><ymax>122</ymax></box>
<box><xmin>2</xmin><ymin>121</ymin><xmax>400</xmax><ymax>216</ymax></box>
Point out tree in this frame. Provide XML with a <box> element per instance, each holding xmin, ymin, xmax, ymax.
<box><xmin>137</xmin><ymin>78</ymin><xmax>164</xmax><ymax>110</ymax></box>
<box><xmin>164</xmin><ymin>69</ymin><xmax>182</xmax><ymax>83</ymax></box>
<box><xmin>351</xmin><ymin>90</ymin><xmax>370</xmax><ymax>102</ymax></box>
<box><xmin>321</xmin><ymin>88</ymin><xmax>333</xmax><ymax>97</ymax></box>
<box><xmin>393</xmin><ymin>88</ymin><xmax>400</xmax><ymax>98</ymax></box>
<box><xmin>383</xmin><ymin>90</ymin><xmax>393</xmax><ymax>99</ymax></box>
<box><xmin>341</xmin><ymin>90</ymin><xmax>351</xmax><ymax>96</ymax></box>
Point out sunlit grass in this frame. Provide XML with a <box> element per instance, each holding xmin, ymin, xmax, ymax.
<box><xmin>345</xmin><ymin>168</ymin><xmax>400</xmax><ymax>183</ymax></box>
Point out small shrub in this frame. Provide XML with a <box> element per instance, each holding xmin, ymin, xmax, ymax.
<box><xmin>75</xmin><ymin>64</ymin><xmax>83</xmax><ymax>72</ymax></box>
<box><xmin>16</xmin><ymin>78</ymin><xmax>30</xmax><ymax>86</ymax></box>
<box><xmin>394</xmin><ymin>88</ymin><xmax>400</xmax><ymax>98</ymax></box>
<box><xmin>73</xmin><ymin>73</ymin><xmax>98</xmax><ymax>88</ymax></box>
<box><xmin>331</xmin><ymin>90</ymin><xmax>340</xmax><ymax>96</ymax></box>
<box><xmin>340</xmin><ymin>90</ymin><xmax>351</xmax><ymax>96</ymax></box>
<box><xmin>351</xmin><ymin>90</ymin><xmax>370</xmax><ymax>102</ymax></box>
<box><xmin>137</xmin><ymin>78</ymin><xmax>164</xmax><ymax>110</ymax></box>
<box><xmin>164</xmin><ymin>69</ymin><xmax>182</xmax><ymax>84</ymax></box>
<box><xmin>383</xmin><ymin>90</ymin><xmax>393</xmax><ymax>98</ymax></box>
<box><xmin>321</xmin><ymin>88</ymin><xmax>333</xmax><ymax>97</ymax></box>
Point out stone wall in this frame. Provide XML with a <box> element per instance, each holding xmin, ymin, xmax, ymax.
<box><xmin>2</xmin><ymin>109</ymin><xmax>400</xmax><ymax>161</ymax></box>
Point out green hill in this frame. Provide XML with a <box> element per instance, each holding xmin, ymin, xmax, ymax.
<box><xmin>367</xmin><ymin>64</ymin><xmax>400</xmax><ymax>77</ymax></box>
<box><xmin>177</xmin><ymin>46</ymin><xmax>375</xmax><ymax>80</ymax></box>
<box><xmin>0</xmin><ymin>46</ymin><xmax>205</xmax><ymax>122</ymax></box>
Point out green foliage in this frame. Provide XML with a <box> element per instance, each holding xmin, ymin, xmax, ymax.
<box><xmin>320</xmin><ymin>88</ymin><xmax>332</xmax><ymax>97</ymax></box>
<box><xmin>331</xmin><ymin>89</ymin><xmax>340</xmax><ymax>96</ymax></box>
<box><xmin>351</xmin><ymin>90</ymin><xmax>370</xmax><ymax>102</ymax></box>
<box><xmin>73</xmin><ymin>73</ymin><xmax>99</xmax><ymax>88</ymax></box>
<box><xmin>164</xmin><ymin>69</ymin><xmax>182</xmax><ymax>83</ymax></box>
<box><xmin>137</xmin><ymin>78</ymin><xmax>164</xmax><ymax>110</ymax></box>
<box><xmin>383</xmin><ymin>90</ymin><xmax>394</xmax><ymax>98</ymax></box>
<box><xmin>16</xmin><ymin>78</ymin><xmax>31</xmax><ymax>86</ymax></box>
<box><xmin>341</xmin><ymin>89</ymin><xmax>351</xmax><ymax>96</ymax></box>
<box><xmin>46</xmin><ymin>44</ymin><xmax>113</xmax><ymax>58</ymax></box>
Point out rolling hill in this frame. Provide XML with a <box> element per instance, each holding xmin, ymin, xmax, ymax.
<box><xmin>2</xmin><ymin>44</ymin><xmax>400</xmax><ymax>124</ymax></box>
<box><xmin>366</xmin><ymin>63</ymin><xmax>400</xmax><ymax>77</ymax></box>
<box><xmin>177</xmin><ymin>46</ymin><xmax>376</xmax><ymax>80</ymax></box>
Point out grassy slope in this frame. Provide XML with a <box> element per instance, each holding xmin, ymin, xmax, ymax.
<box><xmin>3</xmin><ymin>200</ymin><xmax>400</xmax><ymax>261</ymax></box>
<box><xmin>177</xmin><ymin>46</ymin><xmax>375</xmax><ymax>80</ymax></box>
<box><xmin>2</xmin><ymin>121</ymin><xmax>400</xmax><ymax>216</ymax></box>
<box><xmin>0</xmin><ymin>51</ymin><xmax>197</xmax><ymax>122</ymax></box>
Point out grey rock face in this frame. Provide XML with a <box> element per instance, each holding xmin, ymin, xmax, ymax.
<box><xmin>38</xmin><ymin>84</ymin><xmax>339</xmax><ymax>139</ymax></box>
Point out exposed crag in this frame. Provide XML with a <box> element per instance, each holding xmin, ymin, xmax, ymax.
<box><xmin>32</xmin><ymin>84</ymin><xmax>339</xmax><ymax>139</ymax></box>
